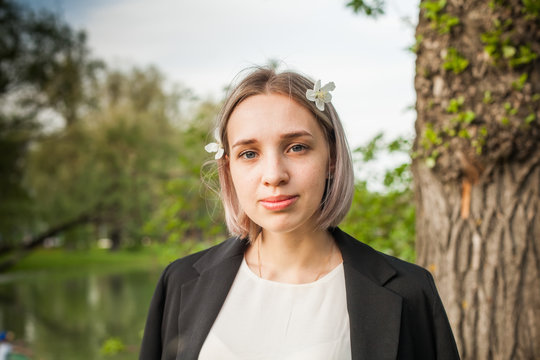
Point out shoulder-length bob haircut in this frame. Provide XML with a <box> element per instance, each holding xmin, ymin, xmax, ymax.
<box><xmin>213</xmin><ymin>67</ymin><xmax>354</xmax><ymax>241</ymax></box>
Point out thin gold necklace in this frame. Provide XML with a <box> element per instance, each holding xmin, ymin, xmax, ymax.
<box><xmin>256</xmin><ymin>233</ymin><xmax>335</xmax><ymax>282</ymax></box>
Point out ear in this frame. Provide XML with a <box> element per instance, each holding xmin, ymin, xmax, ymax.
<box><xmin>327</xmin><ymin>157</ymin><xmax>336</xmax><ymax>179</ymax></box>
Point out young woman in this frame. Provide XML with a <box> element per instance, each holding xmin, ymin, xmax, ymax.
<box><xmin>140</xmin><ymin>68</ymin><xmax>460</xmax><ymax>360</ymax></box>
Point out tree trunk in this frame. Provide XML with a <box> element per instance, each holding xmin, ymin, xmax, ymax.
<box><xmin>413</xmin><ymin>0</ymin><xmax>540</xmax><ymax>358</ymax></box>
<box><xmin>414</xmin><ymin>157</ymin><xmax>540</xmax><ymax>359</ymax></box>
<box><xmin>109</xmin><ymin>226</ymin><xmax>122</xmax><ymax>251</ymax></box>
<box><xmin>0</xmin><ymin>211</ymin><xmax>94</xmax><ymax>271</ymax></box>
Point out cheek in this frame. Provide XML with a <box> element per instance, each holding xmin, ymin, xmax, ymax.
<box><xmin>297</xmin><ymin>162</ymin><xmax>328</xmax><ymax>196</ymax></box>
<box><xmin>229</xmin><ymin>164</ymin><xmax>254</xmax><ymax>202</ymax></box>
<box><xmin>301</xmin><ymin>158</ymin><xmax>328</xmax><ymax>181</ymax></box>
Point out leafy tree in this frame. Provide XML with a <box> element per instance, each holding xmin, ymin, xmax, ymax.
<box><xmin>0</xmin><ymin>113</ymin><xmax>37</xmax><ymax>249</ymax></box>
<box><xmin>0</xmin><ymin>0</ymin><xmax>103</xmax><ymax>124</ymax></box>
<box><xmin>0</xmin><ymin>0</ymin><xmax>102</xmax><ymax>253</ymax></box>
<box><xmin>143</xmin><ymin>99</ymin><xmax>228</xmax><ymax>245</ymax></box>
<box><xmin>341</xmin><ymin>134</ymin><xmax>415</xmax><ymax>262</ymax></box>
<box><xmin>26</xmin><ymin>67</ymin><xmax>187</xmax><ymax>250</ymax></box>
<box><xmin>346</xmin><ymin>0</ymin><xmax>385</xmax><ymax>17</ymax></box>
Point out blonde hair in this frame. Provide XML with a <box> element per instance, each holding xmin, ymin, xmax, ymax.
<box><xmin>214</xmin><ymin>67</ymin><xmax>354</xmax><ymax>240</ymax></box>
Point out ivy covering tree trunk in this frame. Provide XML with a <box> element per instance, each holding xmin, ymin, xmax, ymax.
<box><xmin>412</xmin><ymin>0</ymin><xmax>539</xmax><ymax>358</ymax></box>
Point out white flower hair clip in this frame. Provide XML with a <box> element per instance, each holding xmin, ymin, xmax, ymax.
<box><xmin>205</xmin><ymin>128</ymin><xmax>225</xmax><ymax>160</ymax></box>
<box><xmin>306</xmin><ymin>80</ymin><xmax>336</xmax><ymax>111</ymax></box>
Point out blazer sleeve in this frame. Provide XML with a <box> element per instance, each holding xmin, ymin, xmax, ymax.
<box><xmin>139</xmin><ymin>268</ymin><xmax>167</xmax><ymax>359</ymax></box>
<box><xmin>425</xmin><ymin>271</ymin><xmax>461</xmax><ymax>359</ymax></box>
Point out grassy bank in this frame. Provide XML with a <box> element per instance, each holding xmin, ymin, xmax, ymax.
<box><xmin>5</xmin><ymin>241</ymin><xmax>215</xmax><ymax>275</ymax></box>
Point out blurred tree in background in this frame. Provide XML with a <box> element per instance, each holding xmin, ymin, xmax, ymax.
<box><xmin>143</xmin><ymin>99</ymin><xmax>226</xmax><ymax>245</ymax></box>
<box><xmin>26</xmin><ymin>66</ymin><xmax>198</xmax><ymax>250</ymax></box>
<box><xmin>1</xmin><ymin>0</ymin><xmax>415</xmax><ymax>272</ymax></box>
<box><xmin>0</xmin><ymin>0</ymin><xmax>103</xmax><ymax>253</ymax></box>
<box><xmin>0</xmin><ymin>0</ymin><xmax>227</xmax><ymax>264</ymax></box>
<box><xmin>342</xmin><ymin>134</ymin><xmax>415</xmax><ymax>262</ymax></box>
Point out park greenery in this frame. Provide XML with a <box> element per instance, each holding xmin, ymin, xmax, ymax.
<box><xmin>0</xmin><ymin>0</ymin><xmax>416</xmax><ymax>273</ymax></box>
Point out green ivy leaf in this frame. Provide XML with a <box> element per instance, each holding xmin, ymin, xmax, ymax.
<box><xmin>483</xmin><ymin>90</ymin><xmax>493</xmax><ymax>104</ymax></box>
<box><xmin>525</xmin><ymin>113</ymin><xmax>536</xmax><ymax>124</ymax></box>
<box><xmin>463</xmin><ymin>111</ymin><xmax>476</xmax><ymax>124</ymax></box>
<box><xmin>502</xmin><ymin>45</ymin><xmax>516</xmax><ymax>58</ymax></box>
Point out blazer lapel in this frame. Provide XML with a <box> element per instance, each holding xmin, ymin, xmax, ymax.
<box><xmin>175</xmin><ymin>229</ymin><xmax>402</xmax><ymax>360</ymax></box>
<box><xmin>332</xmin><ymin>228</ymin><xmax>403</xmax><ymax>360</ymax></box>
<box><xmin>177</xmin><ymin>237</ymin><xmax>249</xmax><ymax>359</ymax></box>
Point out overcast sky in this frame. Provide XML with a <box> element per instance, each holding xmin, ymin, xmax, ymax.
<box><xmin>26</xmin><ymin>0</ymin><xmax>420</xmax><ymax>149</ymax></box>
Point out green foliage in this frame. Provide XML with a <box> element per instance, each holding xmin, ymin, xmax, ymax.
<box><xmin>481</xmin><ymin>19</ymin><xmax>513</xmax><ymax>61</ymax></box>
<box><xmin>443</xmin><ymin>47</ymin><xmax>469</xmax><ymax>74</ymax></box>
<box><xmin>143</xmin><ymin>99</ymin><xmax>228</xmax><ymax>245</ymax></box>
<box><xmin>408</xmin><ymin>35</ymin><xmax>424</xmax><ymax>54</ymax></box>
<box><xmin>525</xmin><ymin>112</ymin><xmax>536</xmax><ymax>124</ymax></box>
<box><xmin>354</xmin><ymin>133</ymin><xmax>411</xmax><ymax>180</ymax></box>
<box><xmin>0</xmin><ymin>0</ymin><xmax>102</xmax><ymax>248</ymax></box>
<box><xmin>0</xmin><ymin>115</ymin><xmax>39</xmax><ymax>247</ymax></box>
<box><xmin>483</xmin><ymin>90</ymin><xmax>493</xmax><ymax>104</ymax></box>
<box><xmin>512</xmin><ymin>73</ymin><xmax>528</xmax><ymax>91</ymax></box>
<box><xmin>344</xmin><ymin>133</ymin><xmax>415</xmax><ymax>261</ymax></box>
<box><xmin>356</xmin><ymin>133</ymin><xmax>384</xmax><ymax>162</ymax></box>
<box><xmin>472</xmin><ymin>126</ymin><xmax>488</xmax><ymax>154</ymax></box>
<box><xmin>508</xmin><ymin>45</ymin><xmax>538</xmax><ymax>67</ymax></box>
<box><xmin>458</xmin><ymin>129</ymin><xmax>470</xmax><ymax>139</ymax></box>
<box><xmin>24</xmin><ymin>67</ymin><xmax>190</xmax><ymax>249</ymax></box>
<box><xmin>420</xmin><ymin>122</ymin><xmax>443</xmax><ymax>168</ymax></box>
<box><xmin>425</xmin><ymin>155</ymin><xmax>437</xmax><ymax>168</ymax></box>
<box><xmin>420</xmin><ymin>95</ymin><xmax>484</xmax><ymax>163</ymax></box>
<box><xmin>341</xmin><ymin>181</ymin><xmax>415</xmax><ymax>262</ymax></box>
<box><xmin>446</xmin><ymin>96</ymin><xmax>464</xmax><ymax>113</ymax></box>
<box><xmin>522</xmin><ymin>0</ymin><xmax>540</xmax><ymax>17</ymax></box>
<box><xmin>488</xmin><ymin>0</ymin><xmax>503</xmax><ymax>9</ymax></box>
<box><xmin>100</xmin><ymin>337</ymin><xmax>125</xmax><ymax>355</ymax></box>
<box><xmin>0</xmin><ymin>0</ymin><xmax>104</xmax><ymax>124</ymax></box>
<box><xmin>504</xmin><ymin>101</ymin><xmax>518</xmax><ymax>115</ymax></box>
<box><xmin>345</xmin><ymin>0</ymin><xmax>385</xmax><ymax>17</ymax></box>
<box><xmin>503</xmin><ymin>46</ymin><xmax>517</xmax><ymax>58</ymax></box>
<box><xmin>481</xmin><ymin>19</ymin><xmax>538</xmax><ymax>68</ymax></box>
<box><xmin>421</xmin><ymin>1</ymin><xmax>445</xmax><ymax>21</ymax></box>
<box><xmin>420</xmin><ymin>0</ymin><xmax>460</xmax><ymax>34</ymax></box>
<box><xmin>421</xmin><ymin>123</ymin><xmax>443</xmax><ymax>149</ymax></box>
<box><xmin>452</xmin><ymin>110</ymin><xmax>476</xmax><ymax>124</ymax></box>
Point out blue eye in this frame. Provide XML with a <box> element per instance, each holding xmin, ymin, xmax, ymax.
<box><xmin>290</xmin><ymin>144</ymin><xmax>306</xmax><ymax>152</ymax></box>
<box><xmin>241</xmin><ymin>151</ymin><xmax>257</xmax><ymax>159</ymax></box>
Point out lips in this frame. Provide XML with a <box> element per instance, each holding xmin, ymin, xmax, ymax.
<box><xmin>259</xmin><ymin>195</ymin><xmax>299</xmax><ymax>211</ymax></box>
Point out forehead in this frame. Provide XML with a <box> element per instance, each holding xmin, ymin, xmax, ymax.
<box><xmin>227</xmin><ymin>93</ymin><xmax>324</xmax><ymax>142</ymax></box>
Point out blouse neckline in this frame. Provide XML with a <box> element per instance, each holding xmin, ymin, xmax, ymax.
<box><xmin>240</xmin><ymin>256</ymin><xmax>344</xmax><ymax>288</ymax></box>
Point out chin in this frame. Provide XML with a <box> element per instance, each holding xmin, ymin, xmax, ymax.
<box><xmin>255</xmin><ymin>217</ymin><xmax>315</xmax><ymax>235</ymax></box>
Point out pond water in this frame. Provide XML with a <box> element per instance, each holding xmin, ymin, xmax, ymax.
<box><xmin>0</xmin><ymin>269</ymin><xmax>161</xmax><ymax>360</ymax></box>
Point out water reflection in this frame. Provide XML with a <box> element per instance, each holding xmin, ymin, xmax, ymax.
<box><xmin>0</xmin><ymin>269</ymin><xmax>160</xmax><ymax>360</ymax></box>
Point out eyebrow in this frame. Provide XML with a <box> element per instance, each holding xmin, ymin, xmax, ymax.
<box><xmin>231</xmin><ymin>130</ymin><xmax>313</xmax><ymax>149</ymax></box>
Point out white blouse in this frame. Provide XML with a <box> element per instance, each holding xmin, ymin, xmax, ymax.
<box><xmin>199</xmin><ymin>257</ymin><xmax>351</xmax><ymax>360</ymax></box>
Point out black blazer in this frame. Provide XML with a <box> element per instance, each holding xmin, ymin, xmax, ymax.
<box><xmin>140</xmin><ymin>228</ymin><xmax>460</xmax><ymax>359</ymax></box>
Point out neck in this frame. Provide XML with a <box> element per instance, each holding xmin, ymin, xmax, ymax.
<box><xmin>245</xmin><ymin>227</ymin><xmax>341</xmax><ymax>284</ymax></box>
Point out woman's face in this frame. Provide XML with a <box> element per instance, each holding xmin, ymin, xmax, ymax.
<box><xmin>226</xmin><ymin>93</ymin><xmax>330</xmax><ymax>236</ymax></box>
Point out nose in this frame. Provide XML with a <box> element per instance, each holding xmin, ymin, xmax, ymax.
<box><xmin>262</xmin><ymin>153</ymin><xmax>289</xmax><ymax>187</ymax></box>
